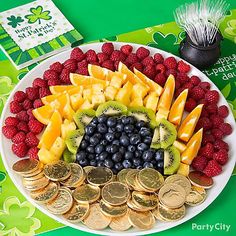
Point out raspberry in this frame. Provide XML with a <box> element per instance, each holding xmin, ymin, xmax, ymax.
<box><xmin>185</xmin><ymin>98</ymin><xmax>197</xmax><ymax>112</ymax></box>
<box><xmin>13</xmin><ymin>91</ymin><xmax>26</xmax><ymax>102</ymax></box>
<box><xmin>60</xmin><ymin>68</ymin><xmax>71</xmax><ymax>84</ymax></box>
<box><xmin>33</xmin><ymin>99</ymin><xmax>43</xmax><ymax>108</ymax></box>
<box><xmin>205</xmin><ymin>90</ymin><xmax>219</xmax><ymax>104</ymax></box>
<box><xmin>198</xmin><ymin>99</ymin><xmax>208</xmax><ymax>106</ymax></box>
<box><xmin>154</xmin><ymin>73</ymin><xmax>166</xmax><ymax>87</ymax></box>
<box><xmin>16</xmin><ymin>110</ymin><xmax>29</xmax><ymax>122</ymax></box>
<box><xmin>190</xmin><ymin>76</ymin><xmax>200</xmax><ymax>86</ymax></box>
<box><xmin>110</xmin><ymin>50</ymin><xmax>126</xmax><ymax>62</ymax></box>
<box><xmin>192</xmin><ymin>155</ymin><xmax>208</xmax><ymax>171</ymax></box>
<box><xmin>25</xmin><ymin>87</ymin><xmax>39</xmax><ymax>100</ymax></box>
<box><xmin>203</xmin><ymin>159</ymin><xmax>222</xmax><ymax>177</ymax></box>
<box><xmin>136</xmin><ymin>47</ymin><xmax>150</xmax><ymax>60</ymax></box>
<box><xmin>32</xmin><ymin>78</ymin><xmax>47</xmax><ymax>88</ymax></box>
<box><xmin>219</xmin><ymin>123</ymin><xmax>232</xmax><ymax>135</ymax></box>
<box><xmin>211</xmin><ymin>128</ymin><xmax>224</xmax><ymax>139</ymax></box>
<box><xmin>25</xmin><ymin>132</ymin><xmax>39</xmax><ymax>147</ymax></box>
<box><xmin>182</xmin><ymin>82</ymin><xmax>193</xmax><ymax>90</ymax></box>
<box><xmin>175</xmin><ymin>88</ymin><xmax>185</xmax><ymax>98</ymax></box>
<box><xmin>5</xmin><ymin>117</ymin><xmax>19</xmax><ymax>126</ymax></box>
<box><xmin>177</xmin><ymin>60</ymin><xmax>190</xmax><ymax>73</ymax></box>
<box><xmin>28</xmin><ymin>119</ymin><xmax>44</xmax><ymax>134</ymax></box>
<box><xmin>210</xmin><ymin>115</ymin><xmax>224</xmax><ymax>128</ymax></box>
<box><xmin>213</xmin><ymin>149</ymin><xmax>228</xmax><ymax>165</ymax></box>
<box><xmin>175</xmin><ymin>80</ymin><xmax>181</xmax><ymax>90</ymax></box>
<box><xmin>10</xmin><ymin>101</ymin><xmax>23</xmax><ymax>114</ymax></box>
<box><xmin>43</xmin><ymin>69</ymin><xmax>59</xmax><ymax>80</ymax></box>
<box><xmin>143</xmin><ymin>65</ymin><xmax>156</xmax><ymax>79</ymax></box>
<box><xmin>199</xmin><ymin>81</ymin><xmax>211</xmax><ymax>90</ymax></box>
<box><xmin>154</xmin><ymin>53</ymin><xmax>164</xmax><ymax>64</ymax></box>
<box><xmin>129</xmin><ymin>62</ymin><xmax>143</xmax><ymax>72</ymax></box>
<box><xmin>102</xmin><ymin>43</ymin><xmax>114</xmax><ymax>55</ymax></box>
<box><xmin>77</xmin><ymin>60</ymin><xmax>88</xmax><ymax>75</ymax></box>
<box><xmin>90</xmin><ymin>61</ymin><xmax>100</xmax><ymax>66</ymax></box>
<box><xmin>97</xmin><ymin>52</ymin><xmax>109</xmax><ymax>64</ymax></box>
<box><xmin>126</xmin><ymin>53</ymin><xmax>139</xmax><ymax>64</ymax></box>
<box><xmin>12</xmin><ymin>131</ymin><xmax>26</xmax><ymax>144</ymax></box>
<box><xmin>164</xmin><ymin>57</ymin><xmax>177</xmax><ymax>69</ymax></box>
<box><xmin>27</xmin><ymin>109</ymin><xmax>35</xmax><ymax>120</ymax></box>
<box><xmin>166</xmin><ymin>69</ymin><xmax>177</xmax><ymax>78</ymax></box>
<box><xmin>202</xmin><ymin>133</ymin><xmax>215</xmax><ymax>145</ymax></box>
<box><xmin>214</xmin><ymin>139</ymin><xmax>229</xmax><ymax>151</ymax></box>
<box><xmin>70</xmin><ymin>47</ymin><xmax>85</xmax><ymax>61</ymax></box>
<box><xmin>86</xmin><ymin>49</ymin><xmax>98</xmax><ymax>63</ymax></box>
<box><xmin>190</xmin><ymin>86</ymin><xmax>205</xmax><ymax>100</ymax></box>
<box><xmin>22</xmin><ymin>99</ymin><xmax>33</xmax><ymax>110</ymax></box>
<box><xmin>17</xmin><ymin>121</ymin><xmax>29</xmax><ymax>133</ymax></box>
<box><xmin>206</xmin><ymin>104</ymin><xmax>218</xmax><ymax>114</ymax></box>
<box><xmin>120</xmin><ymin>44</ymin><xmax>133</xmax><ymax>55</ymax></box>
<box><xmin>39</xmin><ymin>87</ymin><xmax>51</xmax><ymax>98</ymax></box>
<box><xmin>63</xmin><ymin>59</ymin><xmax>77</xmax><ymax>72</ymax></box>
<box><xmin>156</xmin><ymin>64</ymin><xmax>166</xmax><ymax>74</ymax></box>
<box><xmin>199</xmin><ymin>143</ymin><xmax>214</xmax><ymax>159</ymax></box>
<box><xmin>28</xmin><ymin>147</ymin><xmax>39</xmax><ymax>159</ymax></box>
<box><xmin>196</xmin><ymin>117</ymin><xmax>212</xmax><ymax>131</ymax></box>
<box><xmin>12</xmin><ymin>142</ymin><xmax>28</xmax><ymax>158</ymax></box>
<box><xmin>47</xmin><ymin>79</ymin><xmax>61</xmax><ymax>86</ymax></box>
<box><xmin>50</xmin><ymin>62</ymin><xmax>63</xmax><ymax>73</ymax></box>
<box><xmin>218</xmin><ymin>105</ymin><xmax>229</xmax><ymax>118</ymax></box>
<box><xmin>2</xmin><ymin>125</ymin><xmax>18</xmax><ymax>139</ymax></box>
<box><xmin>142</xmin><ymin>56</ymin><xmax>155</xmax><ymax>66</ymax></box>
<box><xmin>176</xmin><ymin>72</ymin><xmax>189</xmax><ymax>84</ymax></box>
<box><xmin>102</xmin><ymin>60</ymin><xmax>115</xmax><ymax>71</ymax></box>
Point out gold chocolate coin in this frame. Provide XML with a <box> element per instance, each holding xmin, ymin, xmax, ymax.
<box><xmin>127</xmin><ymin>199</ymin><xmax>148</xmax><ymax>212</ymax></box>
<box><xmin>102</xmin><ymin>182</ymin><xmax>130</xmax><ymax>206</ymax></box>
<box><xmin>185</xmin><ymin>190</ymin><xmax>206</xmax><ymax>206</ymax></box>
<box><xmin>100</xmin><ymin>199</ymin><xmax>128</xmax><ymax>218</ymax></box>
<box><xmin>83</xmin><ymin>203</ymin><xmax>111</xmax><ymax>230</ymax></box>
<box><xmin>134</xmin><ymin>175</ymin><xmax>149</xmax><ymax>192</ymax></box>
<box><xmin>132</xmin><ymin>191</ymin><xmax>158</xmax><ymax>210</ymax></box>
<box><xmin>21</xmin><ymin>162</ymin><xmax>44</xmax><ymax>178</ymax></box>
<box><xmin>165</xmin><ymin>174</ymin><xmax>191</xmax><ymax>195</ymax></box>
<box><xmin>63</xmin><ymin>202</ymin><xmax>89</xmax><ymax>222</ymax></box>
<box><xmin>138</xmin><ymin>168</ymin><xmax>164</xmax><ymax>191</ymax></box>
<box><xmin>23</xmin><ymin>169</ymin><xmax>44</xmax><ymax>181</ymax></box>
<box><xmin>159</xmin><ymin>183</ymin><xmax>186</xmax><ymax>209</ymax></box>
<box><xmin>61</xmin><ymin>163</ymin><xmax>84</xmax><ymax>187</ymax></box>
<box><xmin>117</xmin><ymin>169</ymin><xmax>131</xmax><ymax>185</ymax></box>
<box><xmin>158</xmin><ymin>203</ymin><xmax>185</xmax><ymax>221</ymax></box>
<box><xmin>152</xmin><ymin>208</ymin><xmax>168</xmax><ymax>222</ymax></box>
<box><xmin>126</xmin><ymin>169</ymin><xmax>139</xmax><ymax>189</ymax></box>
<box><xmin>109</xmin><ymin>211</ymin><xmax>131</xmax><ymax>231</ymax></box>
<box><xmin>44</xmin><ymin>160</ymin><xmax>71</xmax><ymax>181</ymax></box>
<box><xmin>31</xmin><ymin>182</ymin><xmax>59</xmax><ymax>203</ymax></box>
<box><xmin>13</xmin><ymin>159</ymin><xmax>39</xmax><ymax>174</ymax></box>
<box><xmin>87</xmin><ymin>167</ymin><xmax>113</xmax><ymax>186</ymax></box>
<box><xmin>83</xmin><ymin>166</ymin><xmax>95</xmax><ymax>174</ymax></box>
<box><xmin>128</xmin><ymin>209</ymin><xmax>155</xmax><ymax>230</ymax></box>
<box><xmin>46</xmin><ymin>188</ymin><xmax>73</xmax><ymax>214</ymax></box>
<box><xmin>192</xmin><ymin>185</ymin><xmax>207</xmax><ymax>198</ymax></box>
<box><xmin>22</xmin><ymin>176</ymin><xmax>49</xmax><ymax>191</ymax></box>
<box><xmin>73</xmin><ymin>184</ymin><xmax>100</xmax><ymax>204</ymax></box>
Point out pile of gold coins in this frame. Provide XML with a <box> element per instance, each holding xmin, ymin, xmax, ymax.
<box><xmin>12</xmin><ymin>159</ymin><xmax>208</xmax><ymax>231</ymax></box>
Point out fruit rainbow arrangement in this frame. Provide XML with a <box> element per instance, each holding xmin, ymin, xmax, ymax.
<box><xmin>2</xmin><ymin>43</ymin><xmax>233</xmax><ymax>231</ymax></box>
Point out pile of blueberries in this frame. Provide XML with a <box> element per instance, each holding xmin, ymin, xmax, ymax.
<box><xmin>76</xmin><ymin>115</ymin><xmax>164</xmax><ymax>174</ymax></box>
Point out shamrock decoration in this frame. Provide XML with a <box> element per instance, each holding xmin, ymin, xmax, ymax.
<box><xmin>7</xmin><ymin>15</ymin><xmax>24</xmax><ymax>28</ymax></box>
<box><xmin>25</xmin><ymin>6</ymin><xmax>51</xmax><ymax>24</ymax></box>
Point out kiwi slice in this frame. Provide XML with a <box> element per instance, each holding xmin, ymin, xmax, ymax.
<box><xmin>128</xmin><ymin>106</ymin><xmax>157</xmax><ymax>128</ymax></box>
<box><xmin>65</xmin><ymin>129</ymin><xmax>84</xmax><ymax>154</ymax></box>
<box><xmin>164</xmin><ymin>145</ymin><xmax>180</xmax><ymax>175</ymax></box>
<box><xmin>96</xmin><ymin>101</ymin><xmax>127</xmax><ymax>116</ymax></box>
<box><xmin>62</xmin><ymin>148</ymin><xmax>76</xmax><ymax>163</ymax></box>
<box><xmin>150</xmin><ymin>126</ymin><xmax>161</xmax><ymax>149</ymax></box>
<box><xmin>73</xmin><ymin>109</ymin><xmax>96</xmax><ymax>130</ymax></box>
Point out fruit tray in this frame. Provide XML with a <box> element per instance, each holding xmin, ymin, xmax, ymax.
<box><xmin>0</xmin><ymin>42</ymin><xmax>236</xmax><ymax>235</ymax></box>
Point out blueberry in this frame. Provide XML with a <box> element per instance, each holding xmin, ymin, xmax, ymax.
<box><xmin>80</xmin><ymin>140</ymin><xmax>89</xmax><ymax>149</ymax></box>
<box><xmin>116</xmin><ymin>123</ymin><xmax>124</xmax><ymax>132</ymax></box>
<box><xmin>125</xmin><ymin>151</ymin><xmax>134</xmax><ymax>160</ymax></box>
<box><xmin>95</xmin><ymin>155</ymin><xmax>100</xmax><ymax>161</ymax></box>
<box><xmin>112</xmin><ymin>168</ymin><xmax>119</xmax><ymax>174</ymax></box>
<box><xmin>124</xmin><ymin>124</ymin><xmax>134</xmax><ymax>133</ymax></box>
<box><xmin>110</xmin><ymin>144</ymin><xmax>119</xmax><ymax>153</ymax></box>
<box><xmin>98</xmin><ymin>115</ymin><xmax>108</xmax><ymax>123</ymax></box>
<box><xmin>142</xmin><ymin>150</ymin><xmax>154</xmax><ymax>161</ymax></box>
<box><xmin>104</xmin><ymin>159</ymin><xmax>114</xmax><ymax>168</ymax></box>
<box><xmin>143</xmin><ymin>136</ymin><xmax>152</xmax><ymax>145</ymax></box>
<box><xmin>108</xmin><ymin>127</ymin><xmax>116</xmax><ymax>133</ymax></box>
<box><xmin>90</xmin><ymin>160</ymin><xmax>97</xmax><ymax>166</ymax></box>
<box><xmin>93</xmin><ymin>133</ymin><xmax>102</xmax><ymax>140</ymax></box>
<box><xmin>157</xmin><ymin>162</ymin><xmax>164</xmax><ymax>169</ymax></box>
<box><xmin>155</xmin><ymin>149</ymin><xmax>164</xmax><ymax>161</ymax></box>
<box><xmin>89</xmin><ymin>136</ymin><xmax>100</xmax><ymax>146</ymax></box>
<box><xmin>87</xmin><ymin>153</ymin><xmax>95</xmax><ymax>160</ymax></box>
<box><xmin>95</xmin><ymin>144</ymin><xmax>104</xmax><ymax>154</ymax></box>
<box><xmin>127</xmin><ymin>116</ymin><xmax>135</xmax><ymax>124</ymax></box>
<box><xmin>135</xmin><ymin>150</ymin><xmax>142</xmax><ymax>158</ymax></box>
<box><xmin>121</xmin><ymin>116</ymin><xmax>129</xmax><ymax>125</ymax></box>
<box><xmin>85</xmin><ymin>125</ymin><xmax>96</xmax><ymax>135</ymax></box>
<box><xmin>119</xmin><ymin>146</ymin><xmax>126</xmax><ymax>155</ymax></box>
<box><xmin>101</xmin><ymin>139</ymin><xmax>108</xmax><ymax>146</ymax></box>
<box><xmin>98</xmin><ymin>151</ymin><xmax>109</xmax><ymax>161</ymax></box>
<box><xmin>128</xmin><ymin>145</ymin><xmax>136</xmax><ymax>152</ymax></box>
<box><xmin>105</xmin><ymin>133</ymin><xmax>115</xmax><ymax>142</ymax></box>
<box><xmin>137</xmin><ymin>143</ymin><xmax>148</xmax><ymax>151</ymax></box>
<box><xmin>143</xmin><ymin>162</ymin><xmax>154</xmax><ymax>168</ymax></box>
<box><xmin>136</xmin><ymin>120</ymin><xmax>146</xmax><ymax>129</ymax></box>
<box><xmin>122</xmin><ymin>159</ymin><xmax>132</xmax><ymax>168</ymax></box>
<box><xmin>106</xmin><ymin>145</ymin><xmax>113</xmax><ymax>153</ymax></box>
<box><xmin>130</xmin><ymin>134</ymin><xmax>141</xmax><ymax>145</ymax></box>
<box><xmin>97</xmin><ymin>123</ymin><xmax>108</xmax><ymax>133</ymax></box>
<box><xmin>107</xmin><ymin>117</ymin><xmax>117</xmax><ymax>127</ymax></box>
<box><xmin>90</xmin><ymin>117</ymin><xmax>98</xmax><ymax>125</ymax></box>
<box><xmin>114</xmin><ymin>132</ymin><xmax>121</xmax><ymax>139</ymax></box>
<box><xmin>112</xmin><ymin>152</ymin><xmax>123</xmax><ymax>162</ymax></box>
<box><xmin>114</xmin><ymin>162</ymin><xmax>123</xmax><ymax>171</ymax></box>
<box><xmin>76</xmin><ymin>151</ymin><xmax>86</xmax><ymax>161</ymax></box>
<box><xmin>78</xmin><ymin>158</ymin><xmax>89</xmax><ymax>167</ymax></box>
<box><xmin>136</xmin><ymin>165</ymin><xmax>143</xmax><ymax>170</ymax></box>
<box><xmin>97</xmin><ymin>161</ymin><xmax>104</xmax><ymax>167</ymax></box>
<box><xmin>120</xmin><ymin>135</ymin><xmax>130</xmax><ymax>146</ymax></box>
<box><xmin>84</xmin><ymin>134</ymin><xmax>90</xmax><ymax>141</ymax></box>
<box><xmin>86</xmin><ymin>145</ymin><xmax>95</xmax><ymax>154</ymax></box>
<box><xmin>112</xmin><ymin>140</ymin><xmax>120</xmax><ymax>146</ymax></box>
<box><xmin>132</xmin><ymin>158</ymin><xmax>142</xmax><ymax>167</ymax></box>
<box><xmin>139</xmin><ymin>127</ymin><xmax>151</xmax><ymax>137</ymax></box>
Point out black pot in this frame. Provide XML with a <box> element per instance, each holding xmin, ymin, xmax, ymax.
<box><xmin>179</xmin><ymin>32</ymin><xmax>223</xmax><ymax>70</ymax></box>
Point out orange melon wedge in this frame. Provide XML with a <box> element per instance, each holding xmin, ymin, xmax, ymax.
<box><xmin>88</xmin><ymin>64</ymin><xmax>109</xmax><ymax>80</ymax></box>
<box><xmin>41</xmin><ymin>94</ymin><xmax>60</xmax><ymax>105</ymax></box>
<box><xmin>32</xmin><ymin>104</ymin><xmax>54</xmax><ymax>125</ymax></box>
<box><xmin>49</xmin><ymin>85</ymin><xmax>78</xmax><ymax>94</ymax></box>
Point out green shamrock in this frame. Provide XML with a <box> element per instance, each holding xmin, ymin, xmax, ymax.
<box><xmin>7</xmin><ymin>15</ymin><xmax>24</xmax><ymax>28</ymax></box>
<box><xmin>25</xmin><ymin>6</ymin><xmax>52</xmax><ymax>24</ymax></box>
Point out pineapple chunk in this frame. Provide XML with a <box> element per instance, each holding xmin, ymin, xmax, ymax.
<box><xmin>173</xmin><ymin>140</ymin><xmax>187</xmax><ymax>153</ymax></box>
<box><xmin>92</xmin><ymin>93</ymin><xmax>106</xmax><ymax>107</ymax></box>
<box><xmin>82</xmin><ymin>88</ymin><xmax>93</xmax><ymax>102</ymax></box>
<box><xmin>130</xmin><ymin>97</ymin><xmax>143</xmax><ymax>107</ymax></box>
<box><xmin>70</xmin><ymin>93</ymin><xmax>84</xmax><ymax>111</ymax></box>
<box><xmin>104</xmin><ymin>86</ymin><xmax>118</xmax><ymax>100</ymax></box>
<box><xmin>92</xmin><ymin>83</ymin><xmax>104</xmax><ymax>94</ymax></box>
<box><xmin>63</xmin><ymin>103</ymin><xmax>75</xmax><ymax>121</ymax></box>
<box><xmin>110</xmin><ymin>76</ymin><xmax>123</xmax><ymax>89</ymax></box>
<box><xmin>156</xmin><ymin>108</ymin><xmax>169</xmax><ymax>120</ymax></box>
<box><xmin>131</xmin><ymin>83</ymin><xmax>149</xmax><ymax>100</ymax></box>
<box><xmin>61</xmin><ymin>119</ymin><xmax>76</xmax><ymax>139</ymax></box>
<box><xmin>38</xmin><ymin>147</ymin><xmax>59</xmax><ymax>164</ymax></box>
<box><xmin>144</xmin><ymin>92</ymin><xmax>159</xmax><ymax>111</ymax></box>
<box><xmin>50</xmin><ymin>137</ymin><xmax>66</xmax><ymax>158</ymax></box>
<box><xmin>115</xmin><ymin>81</ymin><xmax>133</xmax><ymax>106</ymax></box>
<box><xmin>80</xmin><ymin>100</ymin><xmax>94</xmax><ymax>109</ymax></box>
<box><xmin>177</xmin><ymin>163</ymin><xmax>190</xmax><ymax>176</ymax></box>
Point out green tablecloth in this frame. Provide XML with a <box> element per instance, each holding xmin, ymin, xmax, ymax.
<box><xmin>0</xmin><ymin>1</ymin><xmax>236</xmax><ymax>236</ymax></box>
